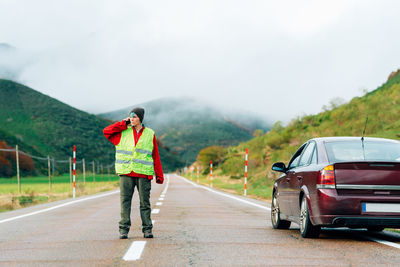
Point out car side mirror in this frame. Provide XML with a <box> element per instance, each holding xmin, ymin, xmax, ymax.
<box><xmin>272</xmin><ymin>162</ymin><xmax>287</xmax><ymax>173</ymax></box>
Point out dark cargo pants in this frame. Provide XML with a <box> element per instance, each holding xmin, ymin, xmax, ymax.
<box><xmin>119</xmin><ymin>175</ymin><xmax>153</xmax><ymax>234</ymax></box>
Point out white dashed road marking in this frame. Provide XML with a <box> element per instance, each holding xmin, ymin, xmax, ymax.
<box><xmin>123</xmin><ymin>241</ymin><xmax>147</xmax><ymax>261</ymax></box>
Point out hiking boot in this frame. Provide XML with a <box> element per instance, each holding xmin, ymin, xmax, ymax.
<box><xmin>143</xmin><ymin>232</ymin><xmax>153</xmax><ymax>238</ymax></box>
<box><xmin>120</xmin><ymin>233</ymin><xmax>128</xmax><ymax>239</ymax></box>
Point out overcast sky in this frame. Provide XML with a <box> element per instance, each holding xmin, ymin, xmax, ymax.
<box><xmin>1</xmin><ymin>0</ymin><xmax>400</xmax><ymax>123</ymax></box>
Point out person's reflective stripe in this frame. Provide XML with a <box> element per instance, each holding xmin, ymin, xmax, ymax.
<box><xmin>116</xmin><ymin>160</ymin><xmax>131</xmax><ymax>164</ymax></box>
<box><xmin>135</xmin><ymin>148</ymin><xmax>152</xmax><ymax>155</ymax></box>
<box><xmin>116</xmin><ymin>150</ymin><xmax>133</xmax><ymax>155</ymax></box>
<box><xmin>116</xmin><ymin>159</ymin><xmax>153</xmax><ymax>166</ymax></box>
<box><xmin>132</xmin><ymin>158</ymin><xmax>153</xmax><ymax>166</ymax></box>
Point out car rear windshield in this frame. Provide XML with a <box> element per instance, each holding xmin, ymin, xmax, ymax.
<box><xmin>324</xmin><ymin>140</ymin><xmax>400</xmax><ymax>163</ymax></box>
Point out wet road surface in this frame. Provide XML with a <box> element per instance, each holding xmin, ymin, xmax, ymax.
<box><xmin>1</xmin><ymin>174</ymin><xmax>400</xmax><ymax>266</ymax></box>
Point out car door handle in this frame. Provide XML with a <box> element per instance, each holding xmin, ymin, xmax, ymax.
<box><xmin>297</xmin><ymin>176</ymin><xmax>303</xmax><ymax>180</ymax></box>
<box><xmin>286</xmin><ymin>178</ymin><xmax>290</xmax><ymax>182</ymax></box>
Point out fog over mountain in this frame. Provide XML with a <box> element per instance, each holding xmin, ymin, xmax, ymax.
<box><xmin>100</xmin><ymin>97</ymin><xmax>270</xmax><ymax>133</ymax></box>
<box><xmin>99</xmin><ymin>97</ymin><xmax>271</xmax><ymax>163</ymax></box>
<box><xmin>0</xmin><ymin>43</ymin><xmax>19</xmax><ymax>80</ymax></box>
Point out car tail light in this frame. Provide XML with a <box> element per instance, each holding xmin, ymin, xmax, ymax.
<box><xmin>317</xmin><ymin>165</ymin><xmax>335</xmax><ymax>189</ymax></box>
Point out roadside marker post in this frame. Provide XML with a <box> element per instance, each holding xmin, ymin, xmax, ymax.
<box><xmin>210</xmin><ymin>161</ymin><xmax>213</xmax><ymax>188</ymax></box>
<box><xmin>73</xmin><ymin>145</ymin><xmax>76</xmax><ymax>199</ymax></box>
<box><xmin>197</xmin><ymin>165</ymin><xmax>199</xmax><ymax>183</ymax></box>
<box><xmin>244</xmin><ymin>148</ymin><xmax>248</xmax><ymax>196</ymax></box>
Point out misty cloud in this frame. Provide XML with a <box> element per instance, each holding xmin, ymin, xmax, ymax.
<box><xmin>1</xmin><ymin>0</ymin><xmax>400</xmax><ymax>123</ymax></box>
<box><xmin>100</xmin><ymin>96</ymin><xmax>271</xmax><ymax>133</ymax></box>
<box><xmin>0</xmin><ymin>43</ymin><xmax>27</xmax><ymax>80</ymax></box>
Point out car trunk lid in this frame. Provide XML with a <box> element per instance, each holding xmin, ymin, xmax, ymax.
<box><xmin>334</xmin><ymin>162</ymin><xmax>400</xmax><ymax>195</ymax></box>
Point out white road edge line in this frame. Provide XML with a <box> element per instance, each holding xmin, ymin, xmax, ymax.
<box><xmin>123</xmin><ymin>241</ymin><xmax>146</xmax><ymax>261</ymax></box>
<box><xmin>152</xmin><ymin>209</ymin><xmax>160</xmax><ymax>214</ymax></box>
<box><xmin>177</xmin><ymin>175</ymin><xmax>400</xmax><ymax>251</ymax></box>
<box><xmin>362</xmin><ymin>235</ymin><xmax>400</xmax><ymax>249</ymax></box>
<box><xmin>0</xmin><ymin>190</ymin><xmax>120</xmax><ymax>224</ymax></box>
<box><xmin>152</xmin><ymin>220</ymin><xmax>155</xmax><ymax>225</ymax></box>
<box><xmin>177</xmin><ymin>175</ymin><xmax>271</xmax><ymax>211</ymax></box>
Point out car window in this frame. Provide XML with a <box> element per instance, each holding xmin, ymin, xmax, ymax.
<box><xmin>324</xmin><ymin>140</ymin><xmax>400</xmax><ymax>163</ymax></box>
<box><xmin>310</xmin><ymin>146</ymin><xmax>318</xmax><ymax>164</ymax></box>
<box><xmin>298</xmin><ymin>142</ymin><xmax>316</xmax><ymax>166</ymax></box>
<box><xmin>289</xmin><ymin>155</ymin><xmax>301</xmax><ymax>169</ymax></box>
<box><xmin>288</xmin><ymin>144</ymin><xmax>306</xmax><ymax>169</ymax></box>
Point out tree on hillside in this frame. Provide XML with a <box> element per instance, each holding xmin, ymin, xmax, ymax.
<box><xmin>196</xmin><ymin>146</ymin><xmax>227</xmax><ymax>168</ymax></box>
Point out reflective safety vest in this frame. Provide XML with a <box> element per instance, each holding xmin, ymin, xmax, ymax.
<box><xmin>115</xmin><ymin>127</ymin><xmax>155</xmax><ymax>175</ymax></box>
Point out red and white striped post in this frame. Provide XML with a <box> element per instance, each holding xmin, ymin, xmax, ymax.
<box><xmin>73</xmin><ymin>145</ymin><xmax>76</xmax><ymax>198</ymax></box>
<box><xmin>244</xmin><ymin>148</ymin><xmax>248</xmax><ymax>196</ymax></box>
<box><xmin>210</xmin><ymin>161</ymin><xmax>213</xmax><ymax>188</ymax></box>
<box><xmin>196</xmin><ymin>165</ymin><xmax>199</xmax><ymax>183</ymax></box>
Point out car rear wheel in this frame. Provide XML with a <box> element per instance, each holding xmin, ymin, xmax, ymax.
<box><xmin>299</xmin><ymin>196</ymin><xmax>320</xmax><ymax>238</ymax></box>
<box><xmin>271</xmin><ymin>191</ymin><xmax>291</xmax><ymax>229</ymax></box>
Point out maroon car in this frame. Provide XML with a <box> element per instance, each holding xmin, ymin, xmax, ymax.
<box><xmin>271</xmin><ymin>137</ymin><xmax>400</xmax><ymax>238</ymax></box>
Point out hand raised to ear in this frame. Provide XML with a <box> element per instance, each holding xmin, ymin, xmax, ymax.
<box><xmin>124</xmin><ymin>117</ymin><xmax>131</xmax><ymax>126</ymax></box>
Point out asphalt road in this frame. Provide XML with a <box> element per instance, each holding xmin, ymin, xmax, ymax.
<box><xmin>1</xmin><ymin>174</ymin><xmax>400</xmax><ymax>266</ymax></box>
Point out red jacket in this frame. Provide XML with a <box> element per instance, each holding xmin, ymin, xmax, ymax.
<box><xmin>103</xmin><ymin>120</ymin><xmax>164</xmax><ymax>184</ymax></box>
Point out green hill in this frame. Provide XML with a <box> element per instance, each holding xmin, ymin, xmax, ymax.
<box><xmin>207</xmin><ymin>69</ymin><xmax>400</xmax><ymax>198</ymax></box>
<box><xmin>0</xmin><ymin>79</ymin><xmax>116</xmax><ymax>176</ymax></box>
<box><xmin>99</xmin><ymin>97</ymin><xmax>271</xmax><ymax>165</ymax></box>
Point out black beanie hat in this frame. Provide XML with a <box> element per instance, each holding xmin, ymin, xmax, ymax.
<box><xmin>130</xmin><ymin>107</ymin><xmax>145</xmax><ymax>123</ymax></box>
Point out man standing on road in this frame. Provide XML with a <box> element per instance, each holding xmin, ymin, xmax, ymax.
<box><xmin>103</xmin><ymin>107</ymin><xmax>164</xmax><ymax>239</ymax></box>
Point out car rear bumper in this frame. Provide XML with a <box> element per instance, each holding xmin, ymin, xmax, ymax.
<box><xmin>331</xmin><ymin>217</ymin><xmax>400</xmax><ymax>227</ymax></box>
<box><xmin>312</xmin><ymin>214</ymin><xmax>400</xmax><ymax>228</ymax></box>
<box><xmin>310</xmin><ymin>189</ymin><xmax>400</xmax><ymax>226</ymax></box>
